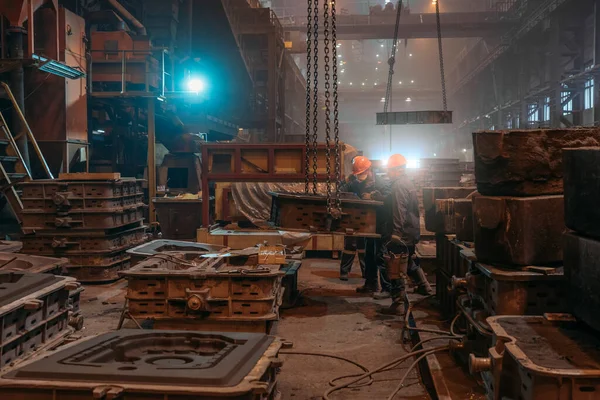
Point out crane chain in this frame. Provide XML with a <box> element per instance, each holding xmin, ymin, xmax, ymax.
<box><xmin>323</xmin><ymin>0</ymin><xmax>332</xmax><ymax>214</ymax></box>
<box><xmin>382</xmin><ymin>1</ymin><xmax>403</xmax><ymax>124</ymax></box>
<box><xmin>331</xmin><ymin>0</ymin><xmax>341</xmax><ymax>212</ymax></box>
<box><xmin>436</xmin><ymin>0</ymin><xmax>448</xmax><ymax>112</ymax></box>
<box><xmin>305</xmin><ymin>0</ymin><xmax>313</xmax><ymax>193</ymax></box>
<box><xmin>311</xmin><ymin>0</ymin><xmax>319</xmax><ymax>194</ymax></box>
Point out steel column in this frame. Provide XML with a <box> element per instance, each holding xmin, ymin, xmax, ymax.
<box><xmin>147</xmin><ymin>98</ymin><xmax>156</xmax><ymax>223</ymax></box>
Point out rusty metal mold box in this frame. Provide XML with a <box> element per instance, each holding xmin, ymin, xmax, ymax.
<box><xmin>460</xmin><ymin>262</ymin><xmax>567</xmax><ymax>322</ymax></box>
<box><xmin>0</xmin><ymin>241</ymin><xmax>21</xmax><ymax>253</ymax></box>
<box><xmin>423</xmin><ymin>187</ymin><xmax>475</xmax><ymax>233</ymax></box>
<box><xmin>0</xmin><ymin>272</ymin><xmax>80</xmax><ymax>369</ymax></box>
<box><xmin>269</xmin><ymin>192</ymin><xmax>382</xmax><ymax>233</ymax></box>
<box><xmin>21</xmin><ymin>207</ymin><xmax>145</xmax><ymax>231</ymax></box>
<box><xmin>127</xmin><ymin>239</ymin><xmax>226</xmax><ymax>265</ymax></box>
<box><xmin>121</xmin><ymin>252</ymin><xmax>284</xmax><ymax>326</ymax></box>
<box><xmin>65</xmin><ymin>257</ymin><xmax>132</xmax><ymax>283</ymax></box>
<box><xmin>453</xmin><ymin>198</ymin><xmax>473</xmax><ymax>241</ymax></box>
<box><xmin>0</xmin><ymin>330</ymin><xmax>283</xmax><ymax>399</ymax></box>
<box><xmin>473</xmin><ymin>315</ymin><xmax>600</xmax><ymax>400</ymax></box>
<box><xmin>0</xmin><ymin>253</ymin><xmax>68</xmax><ymax>275</ymax></box>
<box><xmin>437</xmin><ymin>234</ymin><xmax>474</xmax><ymax>277</ymax></box>
<box><xmin>19</xmin><ymin>178</ymin><xmax>143</xmax><ymax>201</ymax></box>
<box><xmin>435</xmin><ymin>267</ymin><xmax>459</xmax><ymax>319</ymax></box>
<box><xmin>152</xmin><ymin>198</ymin><xmax>207</xmax><ymax>240</ymax></box>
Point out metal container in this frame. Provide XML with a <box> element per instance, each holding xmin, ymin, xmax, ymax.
<box><xmin>470</xmin><ymin>314</ymin><xmax>600</xmax><ymax>400</ymax></box>
<box><xmin>269</xmin><ymin>192</ymin><xmax>382</xmax><ymax>233</ymax></box>
<box><xmin>0</xmin><ymin>330</ymin><xmax>283</xmax><ymax>399</ymax></box>
<box><xmin>423</xmin><ymin>187</ymin><xmax>475</xmax><ymax>233</ymax></box>
<box><xmin>65</xmin><ymin>257</ymin><xmax>131</xmax><ymax>283</ymax></box>
<box><xmin>120</xmin><ymin>250</ymin><xmax>285</xmax><ymax>333</ymax></box>
<box><xmin>438</xmin><ymin>234</ymin><xmax>473</xmax><ymax>276</ymax></box>
<box><xmin>453</xmin><ymin>198</ymin><xmax>473</xmax><ymax>241</ymax></box>
<box><xmin>0</xmin><ymin>272</ymin><xmax>80</xmax><ymax>369</ymax></box>
<box><xmin>127</xmin><ymin>239</ymin><xmax>226</xmax><ymax>265</ymax></box>
<box><xmin>435</xmin><ymin>267</ymin><xmax>458</xmax><ymax>319</ymax></box>
<box><xmin>152</xmin><ymin>198</ymin><xmax>205</xmax><ymax>240</ymax></box>
<box><xmin>19</xmin><ymin>178</ymin><xmax>143</xmax><ymax>201</ymax></box>
<box><xmin>21</xmin><ymin>207</ymin><xmax>144</xmax><ymax>231</ymax></box>
<box><xmin>0</xmin><ymin>253</ymin><xmax>67</xmax><ymax>275</ymax></box>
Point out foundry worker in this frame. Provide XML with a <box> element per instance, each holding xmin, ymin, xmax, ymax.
<box><xmin>376</xmin><ymin>154</ymin><xmax>433</xmax><ymax>313</ymax></box>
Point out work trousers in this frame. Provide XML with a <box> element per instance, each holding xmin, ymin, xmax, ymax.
<box><xmin>340</xmin><ymin>236</ymin><xmax>367</xmax><ymax>277</ymax></box>
<box><xmin>375</xmin><ymin>239</ymin><xmax>421</xmax><ymax>300</ymax></box>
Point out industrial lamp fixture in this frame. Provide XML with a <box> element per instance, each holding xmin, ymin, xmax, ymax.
<box><xmin>32</xmin><ymin>54</ymin><xmax>85</xmax><ymax>79</ymax></box>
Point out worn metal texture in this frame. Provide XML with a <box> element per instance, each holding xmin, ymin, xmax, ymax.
<box><xmin>0</xmin><ymin>330</ymin><xmax>283</xmax><ymax>399</ymax></box>
<box><xmin>434</xmin><ymin>199</ymin><xmax>456</xmax><ymax>234</ymax></box>
<box><xmin>473</xmin><ymin>129</ymin><xmax>600</xmax><ymax>196</ymax></box>
<box><xmin>152</xmin><ymin>198</ymin><xmax>206</xmax><ymax>240</ymax></box>
<box><xmin>462</xmin><ymin>262</ymin><xmax>566</xmax><ymax>322</ymax></box>
<box><xmin>21</xmin><ymin>207</ymin><xmax>145</xmax><ymax>231</ymax></box>
<box><xmin>0</xmin><ymin>241</ymin><xmax>22</xmax><ymax>253</ymax></box>
<box><xmin>127</xmin><ymin>239</ymin><xmax>226</xmax><ymax>265</ymax></box>
<box><xmin>423</xmin><ymin>187</ymin><xmax>475</xmax><ymax>233</ymax></box>
<box><xmin>21</xmin><ymin>193</ymin><xmax>145</xmax><ymax>213</ymax></box>
<box><xmin>453</xmin><ymin>199</ymin><xmax>473</xmax><ymax>241</ymax></box>
<box><xmin>121</xmin><ymin>251</ymin><xmax>284</xmax><ymax>327</ymax></box>
<box><xmin>0</xmin><ymin>253</ymin><xmax>67</xmax><ymax>275</ymax></box>
<box><xmin>438</xmin><ymin>234</ymin><xmax>473</xmax><ymax>276</ymax></box>
<box><xmin>563</xmin><ymin>232</ymin><xmax>600</xmax><ymax>333</ymax></box>
<box><xmin>65</xmin><ymin>257</ymin><xmax>131</xmax><ymax>283</ymax></box>
<box><xmin>0</xmin><ymin>272</ymin><xmax>80</xmax><ymax>369</ymax></box>
<box><xmin>19</xmin><ymin>178</ymin><xmax>143</xmax><ymax>202</ymax></box>
<box><xmin>563</xmin><ymin>147</ymin><xmax>600</xmax><ymax>239</ymax></box>
<box><xmin>269</xmin><ymin>192</ymin><xmax>382</xmax><ymax>233</ymax></box>
<box><xmin>435</xmin><ymin>267</ymin><xmax>458</xmax><ymax>319</ymax></box>
<box><xmin>454</xmin><ymin>295</ymin><xmax>493</xmax><ymax>361</ymax></box>
<box><xmin>473</xmin><ymin>315</ymin><xmax>600</xmax><ymax>400</ymax></box>
<box><xmin>473</xmin><ymin>195</ymin><xmax>564</xmax><ymax>266</ymax></box>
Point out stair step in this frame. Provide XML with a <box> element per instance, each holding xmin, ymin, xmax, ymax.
<box><xmin>0</xmin><ymin>139</ymin><xmax>8</xmax><ymax>146</ymax></box>
<box><xmin>0</xmin><ymin>155</ymin><xmax>18</xmax><ymax>163</ymax></box>
<box><xmin>7</xmin><ymin>172</ymin><xmax>27</xmax><ymax>180</ymax></box>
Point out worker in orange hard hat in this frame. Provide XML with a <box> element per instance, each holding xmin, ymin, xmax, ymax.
<box><xmin>338</xmin><ymin>156</ymin><xmax>382</xmax><ymax>291</ymax></box>
<box><xmin>374</xmin><ymin>153</ymin><xmax>433</xmax><ymax>313</ymax></box>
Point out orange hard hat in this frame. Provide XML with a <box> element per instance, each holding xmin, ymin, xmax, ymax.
<box><xmin>352</xmin><ymin>156</ymin><xmax>372</xmax><ymax>175</ymax></box>
<box><xmin>387</xmin><ymin>154</ymin><xmax>407</xmax><ymax>169</ymax></box>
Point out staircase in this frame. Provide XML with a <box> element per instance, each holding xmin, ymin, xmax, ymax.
<box><xmin>0</xmin><ymin>82</ymin><xmax>53</xmax><ymax>229</ymax></box>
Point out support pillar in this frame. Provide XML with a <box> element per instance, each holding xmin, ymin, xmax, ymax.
<box><xmin>594</xmin><ymin>0</ymin><xmax>600</xmax><ymax>122</ymax></box>
<box><xmin>7</xmin><ymin>27</ymin><xmax>30</xmax><ymax>169</ymax></box>
<box><xmin>267</xmin><ymin>32</ymin><xmax>277</xmax><ymax>142</ymax></box>
<box><xmin>147</xmin><ymin>98</ymin><xmax>156</xmax><ymax>224</ymax></box>
<box><xmin>549</xmin><ymin>15</ymin><xmax>562</xmax><ymax>128</ymax></box>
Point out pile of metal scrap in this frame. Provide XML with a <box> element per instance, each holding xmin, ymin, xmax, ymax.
<box><xmin>18</xmin><ymin>173</ymin><xmax>147</xmax><ymax>283</ymax></box>
<box><xmin>0</xmin><ymin>330</ymin><xmax>284</xmax><ymax>400</ymax></box>
<box><xmin>120</xmin><ymin>246</ymin><xmax>287</xmax><ymax>333</ymax></box>
<box><xmin>0</xmin><ymin>271</ymin><xmax>82</xmax><ymax>370</ymax></box>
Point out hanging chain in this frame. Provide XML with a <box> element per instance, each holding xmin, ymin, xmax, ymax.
<box><xmin>383</xmin><ymin>0</ymin><xmax>403</xmax><ymax>124</ymax></box>
<box><xmin>305</xmin><ymin>0</ymin><xmax>313</xmax><ymax>193</ymax></box>
<box><xmin>331</xmin><ymin>0</ymin><xmax>341</xmax><ymax>211</ymax></box>
<box><xmin>323</xmin><ymin>0</ymin><xmax>332</xmax><ymax>214</ymax></box>
<box><xmin>311</xmin><ymin>0</ymin><xmax>320</xmax><ymax>194</ymax></box>
<box><xmin>435</xmin><ymin>0</ymin><xmax>448</xmax><ymax>112</ymax></box>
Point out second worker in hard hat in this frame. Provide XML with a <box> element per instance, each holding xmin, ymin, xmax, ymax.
<box><xmin>375</xmin><ymin>153</ymin><xmax>433</xmax><ymax>312</ymax></box>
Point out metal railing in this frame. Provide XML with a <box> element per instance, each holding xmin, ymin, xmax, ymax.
<box><xmin>88</xmin><ymin>48</ymin><xmax>173</xmax><ymax>97</ymax></box>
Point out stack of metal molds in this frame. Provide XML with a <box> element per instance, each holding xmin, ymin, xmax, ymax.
<box><xmin>120</xmin><ymin>247</ymin><xmax>286</xmax><ymax>333</ymax></box>
<box><xmin>19</xmin><ymin>173</ymin><xmax>147</xmax><ymax>283</ymax></box>
<box><xmin>0</xmin><ymin>271</ymin><xmax>82</xmax><ymax>370</ymax></box>
<box><xmin>0</xmin><ymin>330</ymin><xmax>284</xmax><ymax>400</ymax></box>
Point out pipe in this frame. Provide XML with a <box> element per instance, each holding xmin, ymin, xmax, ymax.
<box><xmin>107</xmin><ymin>0</ymin><xmax>146</xmax><ymax>36</ymax></box>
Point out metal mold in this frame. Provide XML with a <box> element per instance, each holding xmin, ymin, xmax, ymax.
<box><xmin>269</xmin><ymin>192</ymin><xmax>382</xmax><ymax>234</ymax></box>
<box><xmin>21</xmin><ymin>207</ymin><xmax>145</xmax><ymax>231</ymax></box>
<box><xmin>0</xmin><ymin>253</ymin><xmax>67</xmax><ymax>275</ymax></box>
<box><xmin>0</xmin><ymin>272</ymin><xmax>79</xmax><ymax>370</ymax></box>
<box><xmin>0</xmin><ymin>241</ymin><xmax>21</xmax><ymax>253</ymax></box>
<box><xmin>120</xmin><ymin>251</ymin><xmax>284</xmax><ymax>330</ymax></box>
<box><xmin>475</xmin><ymin>314</ymin><xmax>600</xmax><ymax>400</ymax></box>
<box><xmin>19</xmin><ymin>178</ymin><xmax>143</xmax><ymax>201</ymax></box>
<box><xmin>435</xmin><ymin>267</ymin><xmax>458</xmax><ymax>319</ymax></box>
<box><xmin>0</xmin><ymin>330</ymin><xmax>282</xmax><ymax>399</ymax></box>
<box><xmin>65</xmin><ymin>257</ymin><xmax>131</xmax><ymax>283</ymax></box>
<box><xmin>152</xmin><ymin>198</ymin><xmax>207</xmax><ymax>240</ymax></box>
<box><xmin>127</xmin><ymin>239</ymin><xmax>226</xmax><ymax>265</ymax></box>
<box><xmin>423</xmin><ymin>187</ymin><xmax>475</xmax><ymax>233</ymax></box>
<box><xmin>437</xmin><ymin>234</ymin><xmax>473</xmax><ymax>276</ymax></box>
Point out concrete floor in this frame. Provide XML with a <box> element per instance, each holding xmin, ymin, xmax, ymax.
<box><xmin>77</xmin><ymin>257</ymin><xmax>479</xmax><ymax>399</ymax></box>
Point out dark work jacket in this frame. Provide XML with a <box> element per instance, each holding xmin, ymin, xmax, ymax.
<box><xmin>380</xmin><ymin>174</ymin><xmax>420</xmax><ymax>245</ymax></box>
<box><xmin>341</xmin><ymin>174</ymin><xmax>391</xmax><ymax>235</ymax></box>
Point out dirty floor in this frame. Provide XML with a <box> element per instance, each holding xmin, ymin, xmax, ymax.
<box><xmin>78</xmin><ymin>257</ymin><xmax>482</xmax><ymax>400</ymax></box>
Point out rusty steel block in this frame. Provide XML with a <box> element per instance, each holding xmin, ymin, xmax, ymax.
<box><xmin>0</xmin><ymin>272</ymin><xmax>78</xmax><ymax>369</ymax></box>
<box><xmin>454</xmin><ymin>199</ymin><xmax>474</xmax><ymax>241</ymax></box>
<box><xmin>563</xmin><ymin>147</ymin><xmax>600</xmax><ymax>238</ymax></box>
<box><xmin>473</xmin><ymin>129</ymin><xmax>600</xmax><ymax>196</ymax></box>
<box><xmin>423</xmin><ymin>187</ymin><xmax>475</xmax><ymax>233</ymax></box>
<box><xmin>121</xmin><ymin>251</ymin><xmax>285</xmax><ymax>329</ymax></box>
<box><xmin>563</xmin><ymin>232</ymin><xmax>600</xmax><ymax>333</ymax></box>
<box><xmin>463</xmin><ymin>262</ymin><xmax>566</xmax><ymax>325</ymax></box>
<box><xmin>473</xmin><ymin>195</ymin><xmax>564</xmax><ymax>266</ymax></box>
<box><xmin>0</xmin><ymin>330</ymin><xmax>283</xmax><ymax>399</ymax></box>
<box><xmin>476</xmin><ymin>315</ymin><xmax>600</xmax><ymax>400</ymax></box>
<box><xmin>127</xmin><ymin>239</ymin><xmax>226</xmax><ymax>265</ymax></box>
<box><xmin>269</xmin><ymin>192</ymin><xmax>382</xmax><ymax>234</ymax></box>
<box><xmin>0</xmin><ymin>253</ymin><xmax>67</xmax><ymax>275</ymax></box>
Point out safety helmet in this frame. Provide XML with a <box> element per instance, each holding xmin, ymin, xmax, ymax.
<box><xmin>352</xmin><ymin>156</ymin><xmax>372</xmax><ymax>175</ymax></box>
<box><xmin>387</xmin><ymin>154</ymin><xmax>407</xmax><ymax>169</ymax></box>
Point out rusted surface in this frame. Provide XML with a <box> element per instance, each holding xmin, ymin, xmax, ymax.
<box><xmin>453</xmin><ymin>199</ymin><xmax>473</xmax><ymax>241</ymax></box>
<box><xmin>127</xmin><ymin>239</ymin><xmax>226</xmax><ymax>265</ymax></box>
<box><xmin>0</xmin><ymin>241</ymin><xmax>21</xmax><ymax>253</ymax></box>
<box><xmin>473</xmin><ymin>195</ymin><xmax>564</xmax><ymax>266</ymax></box>
<box><xmin>0</xmin><ymin>272</ymin><xmax>79</xmax><ymax>369</ymax></box>
<box><xmin>423</xmin><ymin>187</ymin><xmax>475</xmax><ymax>233</ymax></box>
<box><xmin>65</xmin><ymin>257</ymin><xmax>131</xmax><ymax>283</ymax></box>
<box><xmin>0</xmin><ymin>330</ymin><xmax>283</xmax><ymax>399</ymax></box>
<box><xmin>153</xmin><ymin>198</ymin><xmax>206</xmax><ymax>240</ymax></box>
<box><xmin>21</xmin><ymin>207</ymin><xmax>144</xmax><ymax>231</ymax></box>
<box><xmin>435</xmin><ymin>267</ymin><xmax>458</xmax><ymax>318</ymax></box>
<box><xmin>437</xmin><ymin>234</ymin><xmax>473</xmax><ymax>276</ymax></box>
<box><xmin>479</xmin><ymin>315</ymin><xmax>600</xmax><ymax>400</ymax></box>
<box><xmin>269</xmin><ymin>192</ymin><xmax>382</xmax><ymax>233</ymax></box>
<box><xmin>563</xmin><ymin>147</ymin><xmax>600</xmax><ymax>239</ymax></box>
<box><xmin>563</xmin><ymin>232</ymin><xmax>600</xmax><ymax>333</ymax></box>
<box><xmin>0</xmin><ymin>253</ymin><xmax>67</xmax><ymax>274</ymax></box>
<box><xmin>121</xmin><ymin>251</ymin><xmax>284</xmax><ymax>329</ymax></box>
<box><xmin>19</xmin><ymin>178</ymin><xmax>143</xmax><ymax>201</ymax></box>
<box><xmin>473</xmin><ymin>129</ymin><xmax>600</xmax><ymax>196</ymax></box>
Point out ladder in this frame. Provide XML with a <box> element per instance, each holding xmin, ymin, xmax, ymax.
<box><xmin>0</xmin><ymin>82</ymin><xmax>53</xmax><ymax>226</ymax></box>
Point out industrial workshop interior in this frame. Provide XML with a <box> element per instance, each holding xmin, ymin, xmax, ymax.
<box><xmin>1</xmin><ymin>0</ymin><xmax>600</xmax><ymax>399</ymax></box>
